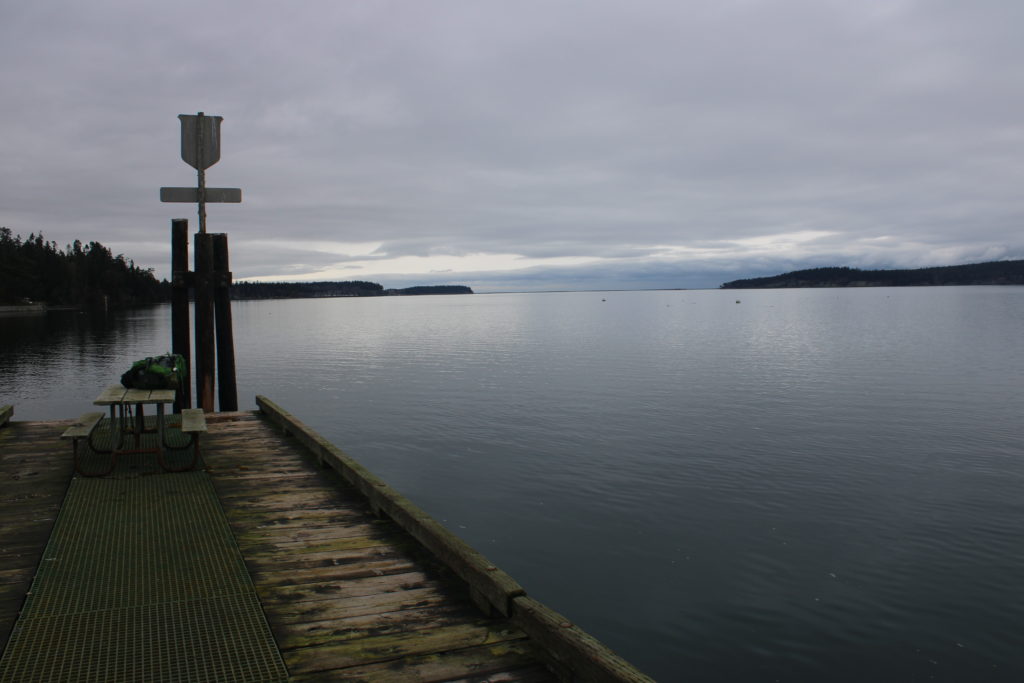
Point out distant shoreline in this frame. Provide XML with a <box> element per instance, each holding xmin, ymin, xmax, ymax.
<box><xmin>230</xmin><ymin>281</ymin><xmax>473</xmax><ymax>300</ymax></box>
<box><xmin>0</xmin><ymin>303</ymin><xmax>46</xmax><ymax>316</ymax></box>
<box><xmin>720</xmin><ymin>260</ymin><xmax>1024</xmax><ymax>289</ymax></box>
<box><xmin>0</xmin><ymin>303</ymin><xmax>82</xmax><ymax>316</ymax></box>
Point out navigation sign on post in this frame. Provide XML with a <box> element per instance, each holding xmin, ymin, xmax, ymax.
<box><xmin>161</xmin><ymin>111</ymin><xmax>241</xmax><ymax>417</ymax></box>
<box><xmin>178</xmin><ymin>113</ymin><xmax>223</xmax><ymax>170</ymax></box>
<box><xmin>161</xmin><ymin>112</ymin><xmax>241</xmax><ymax>234</ymax></box>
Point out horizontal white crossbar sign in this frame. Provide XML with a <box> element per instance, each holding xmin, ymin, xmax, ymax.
<box><xmin>160</xmin><ymin>187</ymin><xmax>242</xmax><ymax>203</ymax></box>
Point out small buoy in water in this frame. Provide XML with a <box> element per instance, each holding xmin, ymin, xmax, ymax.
<box><xmin>735</xmin><ymin>300</ymin><xmax>741</xmax><ymax>304</ymax></box>
<box><xmin>601</xmin><ymin>298</ymin><xmax>606</xmax><ymax>302</ymax></box>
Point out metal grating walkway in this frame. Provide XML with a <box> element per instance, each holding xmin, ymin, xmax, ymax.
<box><xmin>0</xmin><ymin>472</ymin><xmax>288</xmax><ymax>682</ymax></box>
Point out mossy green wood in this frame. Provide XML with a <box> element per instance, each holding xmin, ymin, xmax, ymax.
<box><xmin>512</xmin><ymin>596</ymin><xmax>656</xmax><ymax>683</ymax></box>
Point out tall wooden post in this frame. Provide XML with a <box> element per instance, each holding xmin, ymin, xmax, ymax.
<box><xmin>194</xmin><ymin>232</ymin><xmax>216</xmax><ymax>413</ymax></box>
<box><xmin>212</xmin><ymin>233</ymin><xmax>238</xmax><ymax>411</ymax></box>
<box><xmin>171</xmin><ymin>219</ymin><xmax>192</xmax><ymax>412</ymax></box>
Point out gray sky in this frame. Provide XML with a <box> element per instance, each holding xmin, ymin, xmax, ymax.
<box><xmin>2</xmin><ymin>0</ymin><xmax>1022</xmax><ymax>292</ymax></box>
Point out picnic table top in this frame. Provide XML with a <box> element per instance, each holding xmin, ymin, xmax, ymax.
<box><xmin>93</xmin><ymin>385</ymin><xmax>177</xmax><ymax>406</ymax></box>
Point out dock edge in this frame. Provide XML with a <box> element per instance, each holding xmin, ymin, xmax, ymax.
<box><xmin>255</xmin><ymin>395</ymin><xmax>654</xmax><ymax>683</ymax></box>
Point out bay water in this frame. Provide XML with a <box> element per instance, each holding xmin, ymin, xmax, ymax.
<box><xmin>3</xmin><ymin>287</ymin><xmax>1022</xmax><ymax>681</ymax></box>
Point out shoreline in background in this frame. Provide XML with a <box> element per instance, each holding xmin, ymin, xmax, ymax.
<box><xmin>721</xmin><ymin>259</ymin><xmax>1024</xmax><ymax>289</ymax></box>
<box><xmin>0</xmin><ymin>303</ymin><xmax>83</xmax><ymax>316</ymax></box>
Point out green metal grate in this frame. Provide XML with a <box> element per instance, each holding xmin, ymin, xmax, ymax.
<box><xmin>0</xmin><ymin>472</ymin><xmax>288</xmax><ymax>682</ymax></box>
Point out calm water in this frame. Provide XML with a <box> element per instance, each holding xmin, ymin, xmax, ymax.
<box><xmin>3</xmin><ymin>288</ymin><xmax>1023</xmax><ymax>682</ymax></box>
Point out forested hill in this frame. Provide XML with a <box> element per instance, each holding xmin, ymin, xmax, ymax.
<box><xmin>0</xmin><ymin>228</ymin><xmax>165</xmax><ymax>307</ymax></box>
<box><xmin>231</xmin><ymin>280</ymin><xmax>384</xmax><ymax>299</ymax></box>
<box><xmin>1</xmin><ymin>227</ymin><xmax>473</xmax><ymax>308</ymax></box>
<box><xmin>720</xmin><ymin>260</ymin><xmax>1024</xmax><ymax>289</ymax></box>
<box><xmin>386</xmin><ymin>285</ymin><xmax>473</xmax><ymax>295</ymax></box>
<box><xmin>230</xmin><ymin>281</ymin><xmax>473</xmax><ymax>299</ymax></box>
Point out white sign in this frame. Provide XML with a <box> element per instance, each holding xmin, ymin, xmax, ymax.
<box><xmin>178</xmin><ymin>113</ymin><xmax>223</xmax><ymax>170</ymax></box>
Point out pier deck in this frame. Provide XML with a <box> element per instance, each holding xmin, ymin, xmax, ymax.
<box><xmin>0</xmin><ymin>402</ymin><xmax>649</xmax><ymax>682</ymax></box>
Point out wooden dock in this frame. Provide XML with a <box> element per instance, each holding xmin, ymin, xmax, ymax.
<box><xmin>0</xmin><ymin>400</ymin><xmax>652</xmax><ymax>682</ymax></box>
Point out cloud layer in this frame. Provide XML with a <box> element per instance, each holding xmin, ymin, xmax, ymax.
<box><xmin>2</xmin><ymin>0</ymin><xmax>1022</xmax><ymax>291</ymax></box>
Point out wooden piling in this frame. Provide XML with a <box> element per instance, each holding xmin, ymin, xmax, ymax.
<box><xmin>212</xmin><ymin>233</ymin><xmax>238</xmax><ymax>412</ymax></box>
<box><xmin>171</xmin><ymin>219</ymin><xmax>192</xmax><ymax>411</ymax></box>
<box><xmin>193</xmin><ymin>232</ymin><xmax>215</xmax><ymax>413</ymax></box>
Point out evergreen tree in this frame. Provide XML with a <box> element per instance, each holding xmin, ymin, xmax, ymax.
<box><xmin>0</xmin><ymin>227</ymin><xmax>167</xmax><ymax>307</ymax></box>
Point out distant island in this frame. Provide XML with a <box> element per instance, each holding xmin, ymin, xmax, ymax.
<box><xmin>720</xmin><ymin>260</ymin><xmax>1024</xmax><ymax>289</ymax></box>
<box><xmin>230</xmin><ymin>281</ymin><xmax>473</xmax><ymax>300</ymax></box>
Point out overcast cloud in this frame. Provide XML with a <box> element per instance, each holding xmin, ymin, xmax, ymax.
<box><xmin>2</xmin><ymin>0</ymin><xmax>1022</xmax><ymax>291</ymax></box>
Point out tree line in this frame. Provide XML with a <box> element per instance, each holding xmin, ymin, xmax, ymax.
<box><xmin>387</xmin><ymin>285</ymin><xmax>473</xmax><ymax>295</ymax></box>
<box><xmin>1</xmin><ymin>227</ymin><xmax>473</xmax><ymax>307</ymax></box>
<box><xmin>0</xmin><ymin>227</ymin><xmax>166</xmax><ymax>307</ymax></box>
<box><xmin>230</xmin><ymin>281</ymin><xmax>473</xmax><ymax>299</ymax></box>
<box><xmin>720</xmin><ymin>260</ymin><xmax>1024</xmax><ymax>289</ymax></box>
<box><xmin>230</xmin><ymin>280</ymin><xmax>385</xmax><ymax>299</ymax></box>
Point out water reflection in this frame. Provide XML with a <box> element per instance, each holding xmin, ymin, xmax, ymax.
<box><xmin>4</xmin><ymin>290</ymin><xmax>1024</xmax><ymax>682</ymax></box>
<box><xmin>1</xmin><ymin>306</ymin><xmax>170</xmax><ymax>420</ymax></box>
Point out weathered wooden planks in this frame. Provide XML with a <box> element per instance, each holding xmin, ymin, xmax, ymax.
<box><xmin>0</xmin><ymin>420</ymin><xmax>75</xmax><ymax>653</ymax></box>
<box><xmin>203</xmin><ymin>411</ymin><xmax>558</xmax><ymax>681</ymax></box>
<box><xmin>255</xmin><ymin>397</ymin><xmax>527</xmax><ymax>618</ymax></box>
<box><xmin>251</xmin><ymin>398</ymin><xmax>654</xmax><ymax>683</ymax></box>
<box><xmin>281</xmin><ymin>621</ymin><xmax>530</xmax><ymax>676</ymax></box>
<box><xmin>287</xmin><ymin>643</ymin><xmax>552</xmax><ymax>683</ymax></box>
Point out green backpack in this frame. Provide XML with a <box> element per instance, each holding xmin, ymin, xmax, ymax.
<box><xmin>120</xmin><ymin>354</ymin><xmax>186</xmax><ymax>390</ymax></box>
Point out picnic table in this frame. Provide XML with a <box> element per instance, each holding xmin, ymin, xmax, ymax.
<box><xmin>93</xmin><ymin>385</ymin><xmax>177</xmax><ymax>457</ymax></box>
<box><xmin>61</xmin><ymin>386</ymin><xmax>205</xmax><ymax>476</ymax></box>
